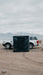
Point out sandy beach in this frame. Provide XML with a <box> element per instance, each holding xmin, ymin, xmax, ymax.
<box><xmin>0</xmin><ymin>45</ymin><xmax>43</xmax><ymax>75</ymax></box>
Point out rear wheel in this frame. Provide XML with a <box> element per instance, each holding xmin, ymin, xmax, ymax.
<box><xmin>5</xmin><ymin>43</ymin><xmax>11</xmax><ymax>49</ymax></box>
<box><xmin>30</xmin><ymin>43</ymin><xmax>33</xmax><ymax>49</ymax></box>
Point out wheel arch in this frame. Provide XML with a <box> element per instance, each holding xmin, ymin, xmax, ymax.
<box><xmin>29</xmin><ymin>42</ymin><xmax>34</xmax><ymax>46</ymax></box>
<box><xmin>5</xmin><ymin>42</ymin><xmax>12</xmax><ymax>46</ymax></box>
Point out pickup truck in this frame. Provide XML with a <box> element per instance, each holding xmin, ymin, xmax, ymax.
<box><xmin>2</xmin><ymin>36</ymin><xmax>39</xmax><ymax>49</ymax></box>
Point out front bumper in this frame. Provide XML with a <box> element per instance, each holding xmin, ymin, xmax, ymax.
<box><xmin>2</xmin><ymin>44</ymin><xmax>5</xmax><ymax>46</ymax></box>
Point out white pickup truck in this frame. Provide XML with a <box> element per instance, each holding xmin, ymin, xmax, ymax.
<box><xmin>2</xmin><ymin>36</ymin><xmax>39</xmax><ymax>49</ymax></box>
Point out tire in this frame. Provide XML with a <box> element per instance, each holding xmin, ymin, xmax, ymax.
<box><xmin>29</xmin><ymin>43</ymin><xmax>33</xmax><ymax>49</ymax></box>
<box><xmin>5</xmin><ymin>43</ymin><xmax>11</xmax><ymax>49</ymax></box>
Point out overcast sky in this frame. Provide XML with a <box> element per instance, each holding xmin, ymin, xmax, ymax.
<box><xmin>0</xmin><ymin>0</ymin><xmax>43</xmax><ymax>34</ymax></box>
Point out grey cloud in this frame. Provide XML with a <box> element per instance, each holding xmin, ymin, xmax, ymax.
<box><xmin>0</xmin><ymin>0</ymin><xmax>43</xmax><ymax>34</ymax></box>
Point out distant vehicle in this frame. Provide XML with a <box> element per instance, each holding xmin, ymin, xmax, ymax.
<box><xmin>2</xmin><ymin>36</ymin><xmax>39</xmax><ymax>49</ymax></box>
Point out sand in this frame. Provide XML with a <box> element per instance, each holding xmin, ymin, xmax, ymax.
<box><xmin>0</xmin><ymin>45</ymin><xmax>43</xmax><ymax>75</ymax></box>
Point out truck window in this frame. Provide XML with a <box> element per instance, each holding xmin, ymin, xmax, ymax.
<box><xmin>30</xmin><ymin>37</ymin><xmax>33</xmax><ymax>40</ymax></box>
<box><xmin>34</xmin><ymin>37</ymin><xmax>37</xmax><ymax>40</ymax></box>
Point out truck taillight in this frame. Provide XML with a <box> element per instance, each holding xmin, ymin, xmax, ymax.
<box><xmin>37</xmin><ymin>40</ymin><xmax>38</xmax><ymax>44</ymax></box>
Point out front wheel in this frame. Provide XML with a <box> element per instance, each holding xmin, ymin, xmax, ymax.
<box><xmin>5</xmin><ymin>43</ymin><xmax>11</xmax><ymax>49</ymax></box>
<box><xmin>29</xmin><ymin>43</ymin><xmax>33</xmax><ymax>49</ymax></box>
